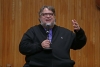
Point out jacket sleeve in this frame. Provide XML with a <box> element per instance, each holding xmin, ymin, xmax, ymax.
<box><xmin>71</xmin><ymin>28</ymin><xmax>87</xmax><ymax>50</ymax></box>
<box><xmin>19</xmin><ymin>27</ymin><xmax>43</xmax><ymax>55</ymax></box>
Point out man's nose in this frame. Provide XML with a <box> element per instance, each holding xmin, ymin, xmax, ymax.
<box><xmin>46</xmin><ymin>14</ymin><xmax>51</xmax><ymax>17</ymax></box>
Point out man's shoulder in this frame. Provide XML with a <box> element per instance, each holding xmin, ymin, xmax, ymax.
<box><xmin>29</xmin><ymin>24</ymin><xmax>40</xmax><ymax>29</ymax></box>
<box><xmin>25</xmin><ymin>24</ymin><xmax>40</xmax><ymax>32</ymax></box>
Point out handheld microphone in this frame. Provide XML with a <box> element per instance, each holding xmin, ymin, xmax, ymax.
<box><xmin>44</xmin><ymin>23</ymin><xmax>52</xmax><ymax>50</ymax></box>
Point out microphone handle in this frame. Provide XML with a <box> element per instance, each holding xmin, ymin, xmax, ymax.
<box><xmin>47</xmin><ymin>33</ymin><xmax>49</xmax><ymax>40</ymax></box>
<box><xmin>44</xmin><ymin>32</ymin><xmax>52</xmax><ymax>50</ymax></box>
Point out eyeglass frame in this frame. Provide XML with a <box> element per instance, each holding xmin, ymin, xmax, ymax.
<box><xmin>40</xmin><ymin>13</ymin><xmax>54</xmax><ymax>17</ymax></box>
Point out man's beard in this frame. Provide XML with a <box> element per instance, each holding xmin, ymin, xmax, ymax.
<box><xmin>40</xmin><ymin>20</ymin><xmax>56</xmax><ymax>28</ymax></box>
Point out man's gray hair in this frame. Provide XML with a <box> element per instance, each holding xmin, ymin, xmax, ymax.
<box><xmin>39</xmin><ymin>6</ymin><xmax>56</xmax><ymax>16</ymax></box>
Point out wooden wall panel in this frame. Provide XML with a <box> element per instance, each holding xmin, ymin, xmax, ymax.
<box><xmin>0</xmin><ymin>0</ymin><xmax>100</xmax><ymax>67</ymax></box>
<box><xmin>0</xmin><ymin>0</ymin><xmax>2</xmax><ymax>66</ymax></box>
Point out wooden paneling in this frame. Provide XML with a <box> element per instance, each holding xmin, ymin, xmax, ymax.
<box><xmin>0</xmin><ymin>0</ymin><xmax>2</xmax><ymax>66</ymax></box>
<box><xmin>0</xmin><ymin>0</ymin><xmax>100</xmax><ymax>67</ymax></box>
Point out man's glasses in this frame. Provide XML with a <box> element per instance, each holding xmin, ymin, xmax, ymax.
<box><xmin>41</xmin><ymin>13</ymin><xmax>54</xmax><ymax>17</ymax></box>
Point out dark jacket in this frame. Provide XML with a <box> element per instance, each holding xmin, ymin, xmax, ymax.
<box><xmin>19</xmin><ymin>24</ymin><xmax>87</xmax><ymax>67</ymax></box>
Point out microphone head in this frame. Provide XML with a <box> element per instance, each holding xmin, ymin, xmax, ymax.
<box><xmin>46</xmin><ymin>23</ymin><xmax>51</xmax><ymax>34</ymax></box>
